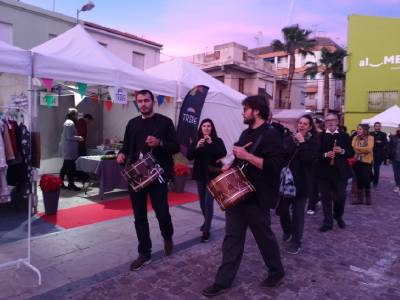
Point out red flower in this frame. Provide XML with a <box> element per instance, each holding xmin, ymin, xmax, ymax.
<box><xmin>39</xmin><ymin>174</ymin><xmax>63</xmax><ymax>192</ymax></box>
<box><xmin>174</xmin><ymin>163</ymin><xmax>191</xmax><ymax>177</ymax></box>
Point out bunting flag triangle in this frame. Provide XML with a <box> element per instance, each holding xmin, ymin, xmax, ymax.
<box><xmin>77</xmin><ymin>82</ymin><xmax>88</xmax><ymax>98</ymax></box>
<box><xmin>44</xmin><ymin>94</ymin><xmax>54</xmax><ymax>107</ymax></box>
<box><xmin>42</xmin><ymin>78</ymin><xmax>53</xmax><ymax>92</ymax></box>
<box><xmin>104</xmin><ymin>100</ymin><xmax>113</xmax><ymax>112</ymax></box>
<box><xmin>165</xmin><ymin>96</ymin><xmax>173</xmax><ymax>104</ymax></box>
<box><xmin>157</xmin><ymin>95</ymin><xmax>165</xmax><ymax>106</ymax></box>
<box><xmin>90</xmin><ymin>94</ymin><xmax>99</xmax><ymax>102</ymax></box>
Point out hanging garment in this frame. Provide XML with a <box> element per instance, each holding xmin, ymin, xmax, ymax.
<box><xmin>0</xmin><ymin>122</ymin><xmax>10</xmax><ymax>203</ymax></box>
<box><xmin>3</xmin><ymin>124</ymin><xmax>15</xmax><ymax>161</ymax></box>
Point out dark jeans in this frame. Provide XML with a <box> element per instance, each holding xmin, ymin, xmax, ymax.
<box><xmin>319</xmin><ymin>177</ymin><xmax>347</xmax><ymax>227</ymax></box>
<box><xmin>215</xmin><ymin>201</ymin><xmax>284</xmax><ymax>288</ymax></box>
<box><xmin>372</xmin><ymin>155</ymin><xmax>384</xmax><ymax>186</ymax></box>
<box><xmin>353</xmin><ymin>162</ymin><xmax>372</xmax><ymax>190</ymax></box>
<box><xmin>60</xmin><ymin>159</ymin><xmax>77</xmax><ymax>186</ymax></box>
<box><xmin>307</xmin><ymin>164</ymin><xmax>320</xmax><ymax>211</ymax></box>
<box><xmin>196</xmin><ymin>181</ymin><xmax>214</xmax><ymax>233</ymax></box>
<box><xmin>278</xmin><ymin>196</ymin><xmax>306</xmax><ymax>246</ymax></box>
<box><xmin>129</xmin><ymin>182</ymin><xmax>173</xmax><ymax>258</ymax></box>
<box><xmin>393</xmin><ymin>160</ymin><xmax>400</xmax><ymax>188</ymax></box>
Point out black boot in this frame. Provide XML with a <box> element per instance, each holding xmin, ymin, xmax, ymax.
<box><xmin>365</xmin><ymin>188</ymin><xmax>372</xmax><ymax>205</ymax></box>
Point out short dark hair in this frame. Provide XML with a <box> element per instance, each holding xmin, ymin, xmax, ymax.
<box><xmin>84</xmin><ymin>113</ymin><xmax>93</xmax><ymax>120</ymax></box>
<box><xmin>242</xmin><ymin>95</ymin><xmax>269</xmax><ymax>120</ymax></box>
<box><xmin>374</xmin><ymin>122</ymin><xmax>381</xmax><ymax>126</ymax></box>
<box><xmin>137</xmin><ymin>89</ymin><xmax>155</xmax><ymax>102</ymax></box>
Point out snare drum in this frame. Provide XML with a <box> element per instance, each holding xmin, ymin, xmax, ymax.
<box><xmin>121</xmin><ymin>153</ymin><xmax>164</xmax><ymax>192</ymax></box>
<box><xmin>207</xmin><ymin>167</ymin><xmax>255</xmax><ymax>210</ymax></box>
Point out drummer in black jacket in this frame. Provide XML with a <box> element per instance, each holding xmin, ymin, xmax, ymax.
<box><xmin>187</xmin><ymin>119</ymin><xmax>227</xmax><ymax>243</ymax></box>
<box><xmin>117</xmin><ymin>90</ymin><xmax>179</xmax><ymax>271</ymax></box>
<box><xmin>202</xmin><ymin>95</ymin><xmax>285</xmax><ymax>297</ymax></box>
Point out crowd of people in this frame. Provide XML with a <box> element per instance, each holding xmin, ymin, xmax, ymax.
<box><xmin>59</xmin><ymin>90</ymin><xmax>399</xmax><ymax>298</ymax></box>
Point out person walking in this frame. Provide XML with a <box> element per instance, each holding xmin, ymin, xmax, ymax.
<box><xmin>351</xmin><ymin>124</ymin><xmax>374</xmax><ymax>205</ymax></box>
<box><xmin>187</xmin><ymin>118</ymin><xmax>227</xmax><ymax>242</ymax></box>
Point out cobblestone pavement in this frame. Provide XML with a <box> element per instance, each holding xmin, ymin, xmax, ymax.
<box><xmin>52</xmin><ymin>172</ymin><xmax>400</xmax><ymax>300</ymax></box>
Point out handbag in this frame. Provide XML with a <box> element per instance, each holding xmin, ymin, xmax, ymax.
<box><xmin>279</xmin><ymin>148</ymin><xmax>299</xmax><ymax>198</ymax></box>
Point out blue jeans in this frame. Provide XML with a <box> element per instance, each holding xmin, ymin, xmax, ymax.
<box><xmin>196</xmin><ymin>181</ymin><xmax>214</xmax><ymax>233</ymax></box>
<box><xmin>393</xmin><ymin>160</ymin><xmax>400</xmax><ymax>188</ymax></box>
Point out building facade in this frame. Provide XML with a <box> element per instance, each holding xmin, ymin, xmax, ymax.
<box><xmin>345</xmin><ymin>14</ymin><xmax>400</xmax><ymax>131</ymax></box>
<box><xmin>250</xmin><ymin>37</ymin><xmax>345</xmax><ymax>112</ymax></box>
<box><xmin>188</xmin><ymin>42</ymin><xmax>275</xmax><ymax>104</ymax></box>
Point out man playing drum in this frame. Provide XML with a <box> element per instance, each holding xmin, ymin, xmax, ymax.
<box><xmin>117</xmin><ymin>90</ymin><xmax>179</xmax><ymax>271</ymax></box>
<box><xmin>202</xmin><ymin>95</ymin><xmax>285</xmax><ymax>297</ymax></box>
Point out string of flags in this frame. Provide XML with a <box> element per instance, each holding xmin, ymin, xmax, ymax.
<box><xmin>38</xmin><ymin>77</ymin><xmax>174</xmax><ymax>111</ymax></box>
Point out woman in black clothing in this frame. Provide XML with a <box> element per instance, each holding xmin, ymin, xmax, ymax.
<box><xmin>278</xmin><ymin>115</ymin><xmax>319</xmax><ymax>254</ymax></box>
<box><xmin>187</xmin><ymin>119</ymin><xmax>227</xmax><ymax>242</ymax></box>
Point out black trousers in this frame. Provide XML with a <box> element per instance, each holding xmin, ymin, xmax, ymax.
<box><xmin>307</xmin><ymin>165</ymin><xmax>320</xmax><ymax>211</ymax></box>
<box><xmin>129</xmin><ymin>181</ymin><xmax>173</xmax><ymax>258</ymax></box>
<box><xmin>354</xmin><ymin>162</ymin><xmax>372</xmax><ymax>190</ymax></box>
<box><xmin>279</xmin><ymin>196</ymin><xmax>306</xmax><ymax>246</ymax></box>
<box><xmin>319</xmin><ymin>177</ymin><xmax>347</xmax><ymax>227</ymax></box>
<box><xmin>215</xmin><ymin>201</ymin><xmax>284</xmax><ymax>287</ymax></box>
<box><xmin>59</xmin><ymin>159</ymin><xmax>77</xmax><ymax>186</ymax></box>
<box><xmin>372</xmin><ymin>155</ymin><xmax>384</xmax><ymax>186</ymax></box>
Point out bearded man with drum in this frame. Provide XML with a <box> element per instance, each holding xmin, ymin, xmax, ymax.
<box><xmin>202</xmin><ymin>95</ymin><xmax>285</xmax><ymax>297</ymax></box>
<box><xmin>117</xmin><ymin>90</ymin><xmax>179</xmax><ymax>271</ymax></box>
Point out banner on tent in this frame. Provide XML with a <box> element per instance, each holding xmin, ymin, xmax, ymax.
<box><xmin>108</xmin><ymin>87</ymin><xmax>128</xmax><ymax>104</ymax></box>
<box><xmin>39</xmin><ymin>92</ymin><xmax>59</xmax><ymax>107</ymax></box>
<box><xmin>176</xmin><ymin>85</ymin><xmax>209</xmax><ymax>156</ymax></box>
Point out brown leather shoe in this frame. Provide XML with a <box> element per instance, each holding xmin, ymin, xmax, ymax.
<box><xmin>164</xmin><ymin>239</ymin><xmax>173</xmax><ymax>256</ymax></box>
<box><xmin>130</xmin><ymin>255</ymin><xmax>151</xmax><ymax>271</ymax></box>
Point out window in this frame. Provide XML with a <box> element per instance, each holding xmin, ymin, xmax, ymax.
<box><xmin>264</xmin><ymin>57</ymin><xmax>274</xmax><ymax>63</ymax></box>
<box><xmin>214</xmin><ymin>51</ymin><xmax>220</xmax><ymax>60</ymax></box>
<box><xmin>215</xmin><ymin>76</ymin><xmax>224</xmax><ymax>83</ymax></box>
<box><xmin>239</xmin><ymin>78</ymin><xmax>245</xmax><ymax>93</ymax></box>
<box><xmin>368</xmin><ymin>90</ymin><xmax>400</xmax><ymax>111</ymax></box>
<box><xmin>0</xmin><ymin>22</ymin><xmax>12</xmax><ymax>44</ymax></box>
<box><xmin>132</xmin><ymin>51</ymin><xmax>145</xmax><ymax>70</ymax></box>
<box><xmin>243</xmin><ymin>52</ymin><xmax>247</xmax><ymax>61</ymax></box>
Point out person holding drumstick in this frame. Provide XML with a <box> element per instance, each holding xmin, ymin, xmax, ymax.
<box><xmin>187</xmin><ymin>119</ymin><xmax>227</xmax><ymax>243</ymax></box>
<box><xmin>117</xmin><ymin>90</ymin><xmax>179</xmax><ymax>271</ymax></box>
<box><xmin>202</xmin><ymin>95</ymin><xmax>285</xmax><ymax>297</ymax></box>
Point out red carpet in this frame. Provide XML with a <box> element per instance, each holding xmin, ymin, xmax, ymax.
<box><xmin>39</xmin><ymin>192</ymin><xmax>198</xmax><ymax>229</ymax></box>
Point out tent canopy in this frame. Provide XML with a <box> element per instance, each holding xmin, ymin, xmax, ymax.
<box><xmin>0</xmin><ymin>41</ymin><xmax>31</xmax><ymax>75</ymax></box>
<box><xmin>362</xmin><ymin>105</ymin><xmax>400</xmax><ymax>128</ymax></box>
<box><xmin>146</xmin><ymin>58</ymin><xmax>246</xmax><ymax>157</ymax></box>
<box><xmin>31</xmin><ymin>25</ymin><xmax>176</xmax><ymax>96</ymax></box>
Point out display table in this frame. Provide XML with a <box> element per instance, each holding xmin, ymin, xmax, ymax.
<box><xmin>75</xmin><ymin>156</ymin><xmax>128</xmax><ymax>199</ymax></box>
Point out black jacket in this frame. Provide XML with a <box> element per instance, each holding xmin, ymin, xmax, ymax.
<box><xmin>120</xmin><ymin>113</ymin><xmax>179</xmax><ymax>180</ymax></box>
<box><xmin>283</xmin><ymin>134</ymin><xmax>319</xmax><ymax>197</ymax></box>
<box><xmin>370</xmin><ymin>131</ymin><xmax>388</xmax><ymax>159</ymax></box>
<box><xmin>234</xmin><ymin>123</ymin><xmax>284</xmax><ymax>209</ymax></box>
<box><xmin>388</xmin><ymin>135</ymin><xmax>400</xmax><ymax>161</ymax></box>
<box><xmin>187</xmin><ymin>137</ymin><xmax>227</xmax><ymax>182</ymax></box>
<box><xmin>318</xmin><ymin>131</ymin><xmax>354</xmax><ymax>180</ymax></box>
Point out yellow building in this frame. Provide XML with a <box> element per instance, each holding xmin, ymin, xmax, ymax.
<box><xmin>345</xmin><ymin>14</ymin><xmax>400</xmax><ymax>131</ymax></box>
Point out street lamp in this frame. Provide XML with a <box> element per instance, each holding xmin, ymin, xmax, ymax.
<box><xmin>76</xmin><ymin>1</ymin><xmax>95</xmax><ymax>23</ymax></box>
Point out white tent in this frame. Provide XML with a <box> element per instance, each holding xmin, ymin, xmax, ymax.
<box><xmin>362</xmin><ymin>105</ymin><xmax>400</xmax><ymax>128</ymax></box>
<box><xmin>146</xmin><ymin>58</ymin><xmax>246</xmax><ymax>156</ymax></box>
<box><xmin>0</xmin><ymin>41</ymin><xmax>31</xmax><ymax>75</ymax></box>
<box><xmin>31</xmin><ymin>25</ymin><xmax>176</xmax><ymax>96</ymax></box>
<box><xmin>272</xmin><ymin>109</ymin><xmax>308</xmax><ymax>132</ymax></box>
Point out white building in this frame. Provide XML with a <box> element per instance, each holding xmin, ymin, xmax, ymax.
<box><xmin>250</xmin><ymin>37</ymin><xmax>345</xmax><ymax>112</ymax></box>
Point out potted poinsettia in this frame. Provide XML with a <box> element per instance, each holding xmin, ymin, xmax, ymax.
<box><xmin>173</xmin><ymin>163</ymin><xmax>191</xmax><ymax>193</ymax></box>
<box><xmin>39</xmin><ymin>174</ymin><xmax>63</xmax><ymax>215</ymax></box>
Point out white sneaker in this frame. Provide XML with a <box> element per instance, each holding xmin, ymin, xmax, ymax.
<box><xmin>306</xmin><ymin>209</ymin><xmax>315</xmax><ymax>215</ymax></box>
<box><xmin>394</xmin><ymin>187</ymin><xmax>400</xmax><ymax>193</ymax></box>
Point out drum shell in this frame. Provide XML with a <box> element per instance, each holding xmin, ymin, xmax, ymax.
<box><xmin>207</xmin><ymin>167</ymin><xmax>255</xmax><ymax>210</ymax></box>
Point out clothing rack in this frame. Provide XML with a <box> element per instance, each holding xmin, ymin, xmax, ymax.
<box><xmin>0</xmin><ymin>82</ymin><xmax>42</xmax><ymax>285</ymax></box>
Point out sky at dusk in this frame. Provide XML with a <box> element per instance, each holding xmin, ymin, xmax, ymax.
<box><xmin>21</xmin><ymin>0</ymin><xmax>400</xmax><ymax>57</ymax></box>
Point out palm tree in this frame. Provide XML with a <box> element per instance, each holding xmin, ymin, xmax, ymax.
<box><xmin>271</xmin><ymin>24</ymin><xmax>315</xmax><ymax>109</ymax></box>
<box><xmin>304</xmin><ymin>47</ymin><xmax>346</xmax><ymax>116</ymax></box>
